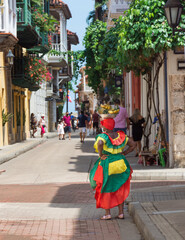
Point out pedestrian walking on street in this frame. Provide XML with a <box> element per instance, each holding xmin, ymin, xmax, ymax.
<box><xmin>92</xmin><ymin>110</ymin><xmax>100</xmax><ymax>135</ymax></box>
<box><xmin>77</xmin><ymin>111</ymin><xmax>88</xmax><ymax>143</ymax></box>
<box><xmin>57</xmin><ymin>120</ymin><xmax>65</xmax><ymax>140</ymax></box>
<box><xmin>30</xmin><ymin>113</ymin><xmax>37</xmax><ymax>138</ymax></box>
<box><xmin>113</xmin><ymin>99</ymin><xmax>129</xmax><ymax>134</ymax></box>
<box><xmin>63</xmin><ymin>112</ymin><xmax>71</xmax><ymax>140</ymax></box>
<box><xmin>89</xmin><ymin>118</ymin><xmax>136</xmax><ymax>220</ymax></box>
<box><xmin>129</xmin><ymin>109</ymin><xmax>145</xmax><ymax>156</ymax></box>
<box><xmin>39</xmin><ymin>114</ymin><xmax>47</xmax><ymax>138</ymax></box>
<box><xmin>86</xmin><ymin>111</ymin><xmax>91</xmax><ymax>136</ymax></box>
<box><xmin>70</xmin><ymin>112</ymin><xmax>75</xmax><ymax>132</ymax></box>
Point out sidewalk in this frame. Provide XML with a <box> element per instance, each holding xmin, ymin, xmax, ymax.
<box><xmin>0</xmin><ymin>132</ymin><xmax>57</xmax><ymax>165</ymax></box>
<box><xmin>128</xmin><ymin>183</ymin><xmax>185</xmax><ymax>240</ymax></box>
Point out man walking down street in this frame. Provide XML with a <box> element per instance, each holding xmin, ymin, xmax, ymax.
<box><xmin>92</xmin><ymin>110</ymin><xmax>100</xmax><ymax>135</ymax></box>
<box><xmin>63</xmin><ymin>112</ymin><xmax>72</xmax><ymax>140</ymax></box>
<box><xmin>77</xmin><ymin>111</ymin><xmax>88</xmax><ymax>143</ymax></box>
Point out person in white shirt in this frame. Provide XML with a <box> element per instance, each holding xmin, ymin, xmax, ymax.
<box><xmin>57</xmin><ymin>120</ymin><xmax>65</xmax><ymax>140</ymax></box>
<box><xmin>39</xmin><ymin>114</ymin><xmax>47</xmax><ymax>138</ymax></box>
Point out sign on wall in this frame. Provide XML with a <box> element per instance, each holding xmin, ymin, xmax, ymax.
<box><xmin>110</xmin><ymin>0</ymin><xmax>130</xmax><ymax>14</ymax></box>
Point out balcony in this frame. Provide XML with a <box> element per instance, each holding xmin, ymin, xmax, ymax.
<box><xmin>12</xmin><ymin>57</ymin><xmax>40</xmax><ymax>91</ymax></box>
<box><xmin>0</xmin><ymin>1</ymin><xmax>18</xmax><ymax>49</ymax></box>
<box><xmin>17</xmin><ymin>1</ymin><xmax>41</xmax><ymax>48</ymax></box>
<box><xmin>48</xmin><ymin>43</ymin><xmax>67</xmax><ymax>67</ymax></box>
<box><xmin>27</xmin><ymin>32</ymin><xmax>50</xmax><ymax>55</ymax></box>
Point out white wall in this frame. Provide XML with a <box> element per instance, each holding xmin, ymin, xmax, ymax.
<box><xmin>0</xmin><ymin>0</ymin><xmax>17</xmax><ymax>37</ymax></box>
<box><xmin>30</xmin><ymin>83</ymin><xmax>49</xmax><ymax>136</ymax></box>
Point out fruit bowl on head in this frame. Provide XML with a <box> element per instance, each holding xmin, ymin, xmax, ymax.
<box><xmin>99</xmin><ymin>113</ymin><xmax>117</xmax><ymax>119</ymax></box>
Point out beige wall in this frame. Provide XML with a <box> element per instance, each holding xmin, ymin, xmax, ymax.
<box><xmin>0</xmin><ymin>52</ymin><xmax>9</xmax><ymax>146</ymax></box>
<box><xmin>168</xmin><ymin>74</ymin><xmax>185</xmax><ymax>167</ymax></box>
<box><xmin>167</xmin><ymin>51</ymin><xmax>185</xmax><ymax>167</ymax></box>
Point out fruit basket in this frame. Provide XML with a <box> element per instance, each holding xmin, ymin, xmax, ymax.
<box><xmin>99</xmin><ymin>113</ymin><xmax>117</xmax><ymax>119</ymax></box>
<box><xmin>98</xmin><ymin>104</ymin><xmax>119</xmax><ymax>119</ymax></box>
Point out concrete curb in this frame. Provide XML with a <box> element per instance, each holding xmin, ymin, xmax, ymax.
<box><xmin>132</xmin><ymin>170</ymin><xmax>185</xmax><ymax>180</ymax></box>
<box><xmin>128</xmin><ymin>202</ymin><xmax>165</xmax><ymax>240</ymax></box>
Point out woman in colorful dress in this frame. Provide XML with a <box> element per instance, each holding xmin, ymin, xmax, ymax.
<box><xmin>90</xmin><ymin>118</ymin><xmax>136</xmax><ymax>220</ymax></box>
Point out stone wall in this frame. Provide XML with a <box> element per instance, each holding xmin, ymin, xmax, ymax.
<box><xmin>169</xmin><ymin>75</ymin><xmax>185</xmax><ymax>167</ymax></box>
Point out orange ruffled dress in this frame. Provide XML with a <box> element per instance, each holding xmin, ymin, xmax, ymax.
<box><xmin>89</xmin><ymin>131</ymin><xmax>133</xmax><ymax>209</ymax></box>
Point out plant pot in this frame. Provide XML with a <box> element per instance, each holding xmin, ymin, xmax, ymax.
<box><xmin>29</xmin><ymin>84</ymin><xmax>40</xmax><ymax>91</ymax></box>
<box><xmin>3</xmin><ymin>125</ymin><xmax>5</xmax><ymax>145</ymax></box>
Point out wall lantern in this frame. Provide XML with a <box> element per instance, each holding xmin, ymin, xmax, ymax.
<box><xmin>6</xmin><ymin>50</ymin><xmax>15</xmax><ymax>66</ymax></box>
<box><xmin>164</xmin><ymin>0</ymin><xmax>184</xmax><ymax>33</ymax></box>
<box><xmin>0</xmin><ymin>50</ymin><xmax>15</xmax><ymax>69</ymax></box>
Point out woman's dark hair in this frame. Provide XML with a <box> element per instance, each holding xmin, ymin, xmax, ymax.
<box><xmin>114</xmin><ymin>99</ymin><xmax>120</xmax><ymax>105</ymax></box>
<box><xmin>81</xmin><ymin>111</ymin><xmax>84</xmax><ymax>115</ymax></box>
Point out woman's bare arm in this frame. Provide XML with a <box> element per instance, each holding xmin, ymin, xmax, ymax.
<box><xmin>98</xmin><ymin>140</ymin><xmax>107</xmax><ymax>159</ymax></box>
<box><xmin>122</xmin><ymin>137</ymin><xmax>136</xmax><ymax>156</ymax></box>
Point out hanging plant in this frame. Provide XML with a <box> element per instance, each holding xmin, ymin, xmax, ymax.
<box><xmin>32</xmin><ymin>8</ymin><xmax>59</xmax><ymax>33</ymax></box>
<box><xmin>25</xmin><ymin>57</ymin><xmax>53</xmax><ymax>85</ymax></box>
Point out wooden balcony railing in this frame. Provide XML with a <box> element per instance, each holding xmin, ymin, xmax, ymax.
<box><xmin>17</xmin><ymin>2</ymin><xmax>32</xmax><ymax>25</ymax></box>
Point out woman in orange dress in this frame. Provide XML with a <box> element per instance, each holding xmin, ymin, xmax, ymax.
<box><xmin>90</xmin><ymin>118</ymin><xmax>136</xmax><ymax>220</ymax></box>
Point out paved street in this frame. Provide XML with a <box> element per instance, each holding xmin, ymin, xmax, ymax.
<box><xmin>0</xmin><ymin>133</ymin><xmax>142</xmax><ymax>240</ymax></box>
<box><xmin>1</xmin><ymin>133</ymin><xmax>185</xmax><ymax>240</ymax></box>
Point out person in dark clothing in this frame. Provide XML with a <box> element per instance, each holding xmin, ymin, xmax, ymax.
<box><xmin>70</xmin><ymin>112</ymin><xmax>75</xmax><ymax>132</ymax></box>
<box><xmin>129</xmin><ymin>109</ymin><xmax>145</xmax><ymax>156</ymax></box>
<box><xmin>85</xmin><ymin>112</ymin><xmax>91</xmax><ymax>136</ymax></box>
<box><xmin>30</xmin><ymin>113</ymin><xmax>37</xmax><ymax>138</ymax></box>
<box><xmin>92</xmin><ymin>110</ymin><xmax>100</xmax><ymax>135</ymax></box>
<box><xmin>77</xmin><ymin>111</ymin><xmax>88</xmax><ymax>143</ymax></box>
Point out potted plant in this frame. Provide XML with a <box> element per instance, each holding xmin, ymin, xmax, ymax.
<box><xmin>2</xmin><ymin>109</ymin><xmax>13</xmax><ymax>127</ymax></box>
<box><xmin>2</xmin><ymin>109</ymin><xmax>13</xmax><ymax>144</ymax></box>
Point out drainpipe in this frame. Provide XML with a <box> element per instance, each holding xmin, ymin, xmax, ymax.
<box><xmin>164</xmin><ymin>52</ymin><xmax>169</xmax><ymax>141</ymax></box>
<box><xmin>164</xmin><ymin>52</ymin><xmax>172</xmax><ymax>167</ymax></box>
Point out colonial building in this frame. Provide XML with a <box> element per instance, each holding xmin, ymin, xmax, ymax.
<box><xmin>106</xmin><ymin>0</ymin><xmax>185</xmax><ymax>167</ymax></box>
<box><xmin>43</xmin><ymin>0</ymin><xmax>79</xmax><ymax>130</ymax></box>
<box><xmin>76</xmin><ymin>67</ymin><xmax>97</xmax><ymax>115</ymax></box>
<box><xmin>0</xmin><ymin>0</ymin><xmax>18</xmax><ymax>146</ymax></box>
<box><xmin>12</xmin><ymin>0</ymin><xmax>51</xmax><ymax>141</ymax></box>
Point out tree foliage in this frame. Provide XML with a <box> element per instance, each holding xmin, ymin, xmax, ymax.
<box><xmin>117</xmin><ymin>0</ymin><xmax>185</xmax><ymax>75</ymax></box>
<box><xmin>83</xmin><ymin>20</ymin><xmax>107</xmax><ymax>93</ymax></box>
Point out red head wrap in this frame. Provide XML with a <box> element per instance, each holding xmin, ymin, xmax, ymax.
<box><xmin>100</xmin><ymin>118</ymin><xmax>115</xmax><ymax>130</ymax></box>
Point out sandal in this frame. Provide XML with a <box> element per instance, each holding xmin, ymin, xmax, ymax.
<box><xmin>100</xmin><ymin>215</ymin><xmax>111</xmax><ymax>220</ymax></box>
<box><xmin>116</xmin><ymin>214</ymin><xmax>124</xmax><ymax>219</ymax></box>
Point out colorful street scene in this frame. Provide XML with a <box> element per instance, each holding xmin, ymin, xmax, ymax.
<box><xmin>0</xmin><ymin>0</ymin><xmax>185</xmax><ymax>239</ymax></box>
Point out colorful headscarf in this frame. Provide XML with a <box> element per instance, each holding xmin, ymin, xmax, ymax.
<box><xmin>100</xmin><ymin>118</ymin><xmax>115</xmax><ymax>130</ymax></box>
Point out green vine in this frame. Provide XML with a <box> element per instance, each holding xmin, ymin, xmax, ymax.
<box><xmin>83</xmin><ymin>20</ymin><xmax>107</xmax><ymax>93</ymax></box>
